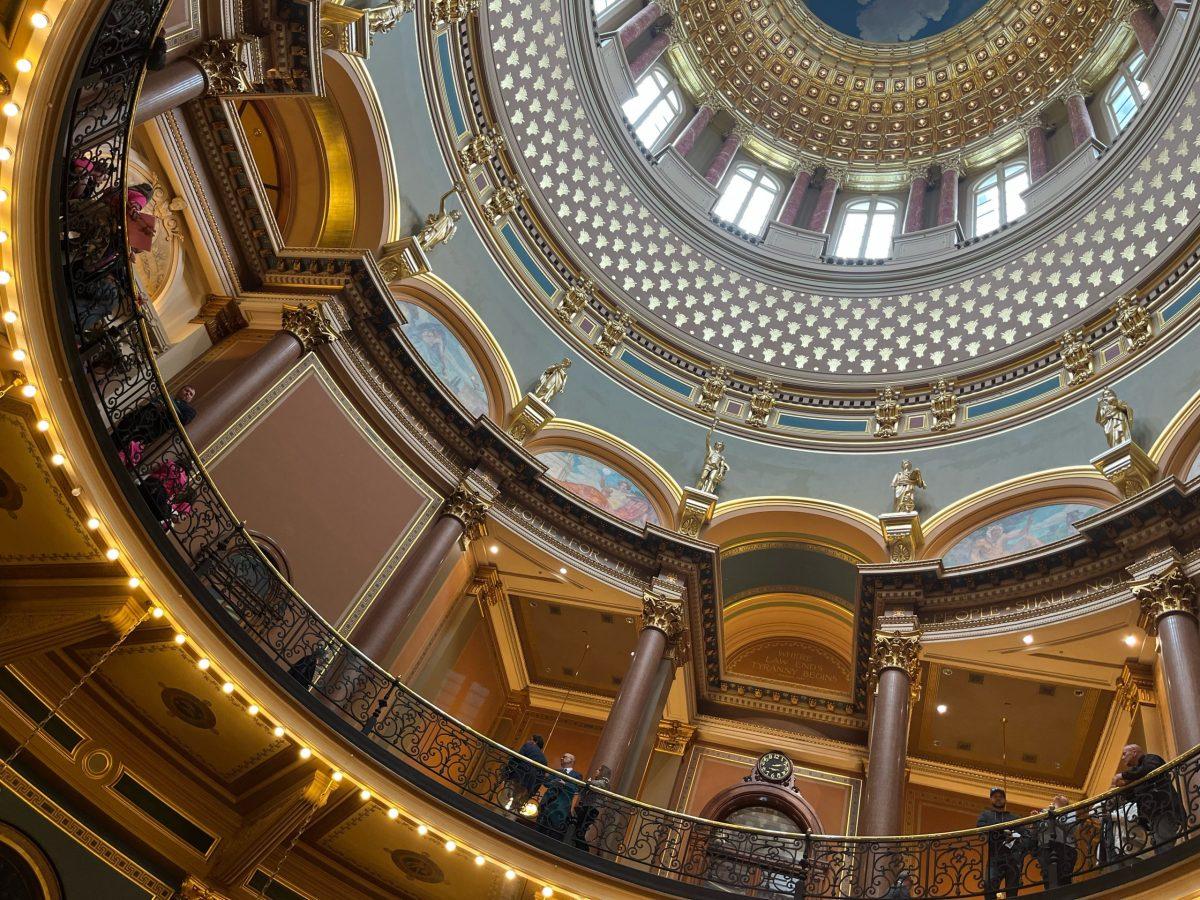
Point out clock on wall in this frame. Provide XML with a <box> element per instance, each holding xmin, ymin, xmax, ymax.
<box><xmin>755</xmin><ymin>751</ymin><xmax>794</xmax><ymax>784</ymax></box>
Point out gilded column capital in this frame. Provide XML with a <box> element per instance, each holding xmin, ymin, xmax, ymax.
<box><xmin>697</xmin><ymin>88</ymin><xmax>729</xmax><ymax>115</ymax></box>
<box><xmin>641</xmin><ymin>590</ymin><xmax>685</xmax><ymax>643</ymax></box>
<box><xmin>190</xmin><ymin>38</ymin><xmax>254</xmax><ymax>96</ymax></box>
<box><xmin>280</xmin><ymin>303</ymin><xmax>338</xmax><ymax>353</ymax></box>
<box><xmin>822</xmin><ymin>165</ymin><xmax>848</xmax><ymax>187</ymax></box>
<box><xmin>443</xmin><ymin>484</ymin><xmax>491</xmax><ymax>542</ymax></box>
<box><xmin>867</xmin><ymin>630</ymin><xmax>922</xmax><ymax>694</ymax></box>
<box><xmin>655</xmin><ymin>719</ymin><xmax>696</xmax><ymax>754</ymax></box>
<box><xmin>1018</xmin><ymin>107</ymin><xmax>1048</xmax><ymax>133</ymax></box>
<box><xmin>1059</xmin><ymin>73</ymin><xmax>1089</xmax><ymax>99</ymax></box>
<box><xmin>1134</xmin><ymin>565</ymin><xmax>1198</xmax><ymax>635</ymax></box>
<box><xmin>731</xmin><ymin>122</ymin><xmax>756</xmax><ymax>143</ymax></box>
<box><xmin>905</xmin><ymin>166</ymin><xmax>931</xmax><ymax>186</ymax></box>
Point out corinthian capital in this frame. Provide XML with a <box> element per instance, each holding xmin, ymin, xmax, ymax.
<box><xmin>641</xmin><ymin>590</ymin><xmax>685</xmax><ymax>643</ymax></box>
<box><xmin>1133</xmin><ymin>565</ymin><xmax>1198</xmax><ymax>634</ymax></box>
<box><xmin>867</xmin><ymin>630</ymin><xmax>922</xmax><ymax>688</ymax></box>
<box><xmin>443</xmin><ymin>484</ymin><xmax>491</xmax><ymax>542</ymax></box>
<box><xmin>281</xmin><ymin>304</ymin><xmax>338</xmax><ymax>353</ymax></box>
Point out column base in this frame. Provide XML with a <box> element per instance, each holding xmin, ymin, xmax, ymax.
<box><xmin>507</xmin><ymin>393</ymin><xmax>555</xmax><ymax>442</ymax></box>
<box><xmin>376</xmin><ymin>236</ymin><xmax>430</xmax><ymax>282</ymax></box>
<box><xmin>880</xmin><ymin>511</ymin><xmax>923</xmax><ymax>563</ymax></box>
<box><xmin>677</xmin><ymin>486</ymin><xmax>717</xmax><ymax>538</ymax></box>
<box><xmin>1091</xmin><ymin>440</ymin><xmax>1158</xmax><ymax>498</ymax></box>
<box><xmin>1021</xmin><ymin>138</ymin><xmax>1104</xmax><ymax>213</ymax></box>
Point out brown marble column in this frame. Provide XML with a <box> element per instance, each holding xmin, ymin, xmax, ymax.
<box><xmin>777</xmin><ymin>165</ymin><xmax>814</xmax><ymax>227</ymax></box>
<box><xmin>629</xmin><ymin>29</ymin><xmax>671</xmax><ymax>81</ymax></box>
<box><xmin>903</xmin><ymin>168</ymin><xmax>929</xmax><ymax>234</ymax></box>
<box><xmin>612</xmin><ymin>652</ymin><xmax>677</xmax><ymax>794</ymax></box>
<box><xmin>590</xmin><ymin>591</ymin><xmax>684</xmax><ymax>782</ymax></box>
<box><xmin>671</xmin><ymin>103</ymin><xmax>715</xmax><ymax>157</ymax></box>
<box><xmin>1127</xmin><ymin>4</ymin><xmax>1162</xmax><ymax>55</ymax></box>
<box><xmin>937</xmin><ymin>159</ymin><xmax>961</xmax><ymax>227</ymax></box>
<box><xmin>806</xmin><ymin>168</ymin><xmax>843</xmax><ymax>233</ymax></box>
<box><xmin>860</xmin><ymin>631</ymin><xmax>921</xmax><ymax>837</ymax></box>
<box><xmin>1063</xmin><ymin>77</ymin><xmax>1097</xmax><ymax>147</ymax></box>
<box><xmin>1134</xmin><ymin>566</ymin><xmax>1200</xmax><ymax>750</ymax></box>
<box><xmin>135</xmin><ymin>58</ymin><xmax>207</xmax><ymax>125</ymax></box>
<box><xmin>619</xmin><ymin>1</ymin><xmax>662</xmax><ymax>48</ymax></box>
<box><xmin>1022</xmin><ymin>110</ymin><xmax>1051</xmax><ymax>181</ymax></box>
<box><xmin>704</xmin><ymin>129</ymin><xmax>745</xmax><ymax>186</ymax></box>
<box><xmin>1152</xmin><ymin>0</ymin><xmax>1173</xmax><ymax>14</ymax></box>
<box><xmin>187</xmin><ymin>304</ymin><xmax>336</xmax><ymax>452</ymax></box>
<box><xmin>348</xmin><ymin>485</ymin><xmax>490</xmax><ymax>665</ymax></box>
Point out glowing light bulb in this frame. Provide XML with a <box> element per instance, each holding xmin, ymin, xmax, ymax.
<box><xmin>936</xmin><ymin>704</ymin><xmax>948</xmax><ymax>714</ymax></box>
<box><xmin>222</xmin><ymin>682</ymin><xmax>234</xmax><ymax>694</ymax></box>
<box><xmin>151</xmin><ymin>607</ymin><xmax>164</xmax><ymax>619</ymax></box>
<box><xmin>15</xmin><ymin>59</ymin><xmax>31</xmax><ymax>74</ymax></box>
<box><xmin>274</xmin><ymin>725</ymin><xmax>286</xmax><ymax>738</ymax></box>
<box><xmin>542</xmin><ymin>887</ymin><xmax>554</xmax><ymax>898</ymax></box>
<box><xmin>0</xmin><ymin>270</ymin><xmax>14</xmax><ymax>284</ymax></box>
<box><xmin>1022</xmin><ymin>634</ymin><xmax>1034</xmax><ymax>645</ymax></box>
<box><xmin>359</xmin><ymin>789</ymin><xmax>371</xmax><ymax>801</ymax></box>
<box><xmin>10</xmin><ymin>347</ymin><xmax>24</xmax><ymax>360</ymax></box>
<box><xmin>489</xmin><ymin>544</ymin><xmax>499</xmax><ymax>555</ymax></box>
<box><xmin>174</xmin><ymin>633</ymin><xmax>186</xmax><ymax>645</ymax></box>
<box><xmin>30</xmin><ymin>11</ymin><xmax>50</xmax><ymax>28</ymax></box>
<box><xmin>2</xmin><ymin>103</ymin><xmax>19</xmax><ymax>118</ymax></box>
<box><xmin>36</xmin><ymin>419</ymin><xmax>49</xmax><ymax>432</ymax></box>
<box><xmin>247</xmin><ymin>704</ymin><xmax>259</xmax><ymax>716</ymax></box>
<box><xmin>0</xmin><ymin>148</ymin><xmax>12</xmax><ymax>162</ymax></box>
<box><xmin>505</xmin><ymin>870</ymin><xmax>516</xmax><ymax>881</ymax></box>
<box><xmin>127</xmin><ymin>576</ymin><xmax>140</xmax><ymax>589</ymax></box>
<box><xmin>49</xmin><ymin>453</ymin><xmax>64</xmax><ymax>467</ymax></box>
<box><xmin>416</xmin><ymin>824</ymin><xmax>428</xmax><ymax>836</ymax></box>
<box><xmin>388</xmin><ymin>808</ymin><xmax>399</xmax><ymax>820</ymax></box>
<box><xmin>20</xmin><ymin>383</ymin><xmax>35</xmax><ymax>398</ymax></box>
<box><xmin>2</xmin><ymin>309</ymin><xmax>16</xmax><ymax>322</ymax></box>
<box><xmin>299</xmin><ymin>747</ymin><xmax>312</xmax><ymax>760</ymax></box>
<box><xmin>196</xmin><ymin>658</ymin><xmax>210</xmax><ymax>671</ymax></box>
<box><xmin>1124</xmin><ymin>634</ymin><xmax>1138</xmax><ymax>647</ymax></box>
<box><xmin>474</xmin><ymin>855</ymin><xmax>485</xmax><ymax>866</ymax></box>
<box><xmin>104</xmin><ymin>547</ymin><xmax>119</xmax><ymax>561</ymax></box>
<box><xmin>444</xmin><ymin>840</ymin><xmax>457</xmax><ymax>852</ymax></box>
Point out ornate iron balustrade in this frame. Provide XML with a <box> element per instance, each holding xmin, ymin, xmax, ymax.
<box><xmin>46</xmin><ymin>0</ymin><xmax>1200</xmax><ymax>896</ymax></box>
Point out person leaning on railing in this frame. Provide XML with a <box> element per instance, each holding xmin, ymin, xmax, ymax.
<box><xmin>535</xmin><ymin>753</ymin><xmax>583</xmax><ymax>838</ymax></box>
<box><xmin>1111</xmin><ymin>743</ymin><xmax>1185</xmax><ymax>855</ymax></box>
<box><xmin>1035</xmin><ymin>794</ymin><xmax>1078</xmax><ymax>888</ymax></box>
<box><xmin>572</xmin><ymin>764</ymin><xmax>612</xmax><ymax>852</ymax></box>
<box><xmin>497</xmin><ymin>734</ymin><xmax>546</xmax><ymax>812</ymax></box>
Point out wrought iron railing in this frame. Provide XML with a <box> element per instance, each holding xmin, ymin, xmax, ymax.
<box><xmin>47</xmin><ymin>0</ymin><xmax>1200</xmax><ymax>896</ymax></box>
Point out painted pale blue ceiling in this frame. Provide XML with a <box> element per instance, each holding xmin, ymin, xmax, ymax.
<box><xmin>804</xmin><ymin>0</ymin><xmax>992</xmax><ymax>43</ymax></box>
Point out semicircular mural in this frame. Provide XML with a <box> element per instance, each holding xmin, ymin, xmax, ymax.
<box><xmin>536</xmin><ymin>450</ymin><xmax>659</xmax><ymax>527</ymax></box>
<box><xmin>396</xmin><ymin>301</ymin><xmax>490</xmax><ymax>418</ymax></box>
<box><xmin>942</xmin><ymin>503</ymin><xmax>1101</xmax><ymax>567</ymax></box>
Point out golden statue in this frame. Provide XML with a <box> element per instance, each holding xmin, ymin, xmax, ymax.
<box><xmin>892</xmin><ymin>460</ymin><xmax>926</xmax><ymax>513</ymax></box>
<box><xmin>1096</xmin><ymin>388</ymin><xmax>1133</xmax><ymax>448</ymax></box>
<box><xmin>696</xmin><ymin>423</ymin><xmax>729</xmax><ymax>494</ymax></box>
<box><xmin>416</xmin><ymin>184</ymin><xmax>464</xmax><ymax>251</ymax></box>
<box><xmin>532</xmin><ymin>358</ymin><xmax>571</xmax><ymax>403</ymax></box>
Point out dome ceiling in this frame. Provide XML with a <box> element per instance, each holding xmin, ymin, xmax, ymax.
<box><xmin>673</xmin><ymin>0</ymin><xmax>1114</xmax><ymax>164</ymax></box>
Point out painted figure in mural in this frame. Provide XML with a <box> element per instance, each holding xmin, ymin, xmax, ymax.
<box><xmin>399</xmin><ymin>303</ymin><xmax>489</xmax><ymax>417</ymax></box>
<box><xmin>416</xmin><ymin>183</ymin><xmax>464</xmax><ymax>251</ymax></box>
<box><xmin>532</xmin><ymin>358</ymin><xmax>571</xmax><ymax>404</ymax></box>
<box><xmin>537</xmin><ymin>451</ymin><xmax>657</xmax><ymax>526</ymax></box>
<box><xmin>696</xmin><ymin>426</ymin><xmax>729</xmax><ymax>495</ymax></box>
<box><xmin>891</xmin><ymin>460</ymin><xmax>926</xmax><ymax>513</ymax></box>
<box><xmin>1096</xmin><ymin>388</ymin><xmax>1133</xmax><ymax>447</ymax></box>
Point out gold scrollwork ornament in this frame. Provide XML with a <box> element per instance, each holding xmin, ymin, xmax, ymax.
<box><xmin>596</xmin><ymin>312</ymin><xmax>632</xmax><ymax>357</ymax></box>
<box><xmin>484</xmin><ymin>182</ymin><xmax>527</xmax><ymax>224</ymax></box>
<box><xmin>430</xmin><ymin>0</ymin><xmax>478</xmax><ymax>26</ymax></box>
<box><xmin>281</xmin><ymin>304</ymin><xmax>338</xmax><ymax>353</ymax></box>
<box><xmin>458</xmin><ymin>127</ymin><xmax>504</xmax><ymax>169</ymax></box>
<box><xmin>867</xmin><ymin>630</ymin><xmax>922</xmax><ymax>692</ymax></box>
<box><xmin>874</xmin><ymin>386</ymin><xmax>902</xmax><ymax>439</ymax></box>
<box><xmin>192</xmin><ymin>39</ymin><xmax>254</xmax><ymax>96</ymax></box>
<box><xmin>930</xmin><ymin>379</ymin><xmax>957</xmax><ymax>433</ymax></box>
<box><xmin>556</xmin><ymin>278</ymin><xmax>595</xmax><ymax>323</ymax></box>
<box><xmin>746</xmin><ymin>379</ymin><xmax>777</xmax><ymax>428</ymax></box>
<box><xmin>641</xmin><ymin>591</ymin><xmax>685</xmax><ymax>642</ymax></box>
<box><xmin>1060</xmin><ymin>329</ymin><xmax>1094</xmax><ymax>386</ymax></box>
<box><xmin>443</xmin><ymin>485</ymin><xmax>491</xmax><ymax>544</ymax></box>
<box><xmin>697</xmin><ymin>366</ymin><xmax>729</xmax><ymax>414</ymax></box>
<box><xmin>1115</xmin><ymin>294</ymin><xmax>1153</xmax><ymax>352</ymax></box>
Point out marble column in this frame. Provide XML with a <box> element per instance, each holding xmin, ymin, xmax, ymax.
<box><xmin>590</xmin><ymin>591</ymin><xmax>684</xmax><ymax>782</ymax></box>
<box><xmin>629</xmin><ymin>29</ymin><xmax>671</xmax><ymax>81</ymax></box>
<box><xmin>187</xmin><ymin>304</ymin><xmax>336</xmax><ymax>452</ymax></box>
<box><xmin>348</xmin><ymin>485</ymin><xmax>490</xmax><ymax>665</ymax></box>
<box><xmin>777</xmin><ymin>166</ymin><xmax>814</xmax><ymax>227</ymax></box>
<box><xmin>1152</xmin><ymin>0</ymin><xmax>1172</xmax><ymax>14</ymax></box>
<box><xmin>937</xmin><ymin>160</ymin><xmax>961</xmax><ymax>227</ymax></box>
<box><xmin>860</xmin><ymin>631</ymin><xmax>921</xmax><ymax>837</ymax></box>
<box><xmin>1063</xmin><ymin>77</ymin><xmax>1097</xmax><ymax>148</ymax></box>
<box><xmin>1022</xmin><ymin>110</ymin><xmax>1051</xmax><ymax>182</ymax></box>
<box><xmin>612</xmin><ymin>653</ymin><xmax>676</xmax><ymax>794</ymax></box>
<box><xmin>134</xmin><ymin>58</ymin><xmax>207</xmax><ymax>125</ymax></box>
<box><xmin>1134</xmin><ymin>566</ymin><xmax>1200</xmax><ymax>750</ymax></box>
<box><xmin>806</xmin><ymin>168</ymin><xmax>843</xmax><ymax>233</ymax></box>
<box><xmin>619</xmin><ymin>1</ymin><xmax>661</xmax><ymax>48</ymax></box>
<box><xmin>903</xmin><ymin>168</ymin><xmax>930</xmax><ymax>234</ymax></box>
<box><xmin>671</xmin><ymin>103</ymin><xmax>716</xmax><ymax>157</ymax></box>
<box><xmin>1127</xmin><ymin>5</ymin><xmax>1162</xmax><ymax>55</ymax></box>
<box><xmin>704</xmin><ymin>129</ymin><xmax>745</xmax><ymax>186</ymax></box>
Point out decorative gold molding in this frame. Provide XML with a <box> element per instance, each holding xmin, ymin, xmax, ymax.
<box><xmin>191</xmin><ymin>38</ymin><xmax>255</xmax><ymax>96</ymax></box>
<box><xmin>1134</xmin><ymin>565</ymin><xmax>1198</xmax><ymax>635</ymax></box>
<box><xmin>867</xmin><ymin>630</ymin><xmax>922</xmax><ymax>694</ymax></box>
<box><xmin>655</xmin><ymin>720</ymin><xmax>696</xmax><ymax>755</ymax></box>
<box><xmin>443</xmin><ymin>483</ymin><xmax>491</xmax><ymax>544</ymax></box>
<box><xmin>1116</xmin><ymin>660</ymin><xmax>1156</xmax><ymax>719</ymax></box>
<box><xmin>641</xmin><ymin>590</ymin><xmax>685</xmax><ymax>643</ymax></box>
<box><xmin>281</xmin><ymin>303</ymin><xmax>339</xmax><ymax>353</ymax></box>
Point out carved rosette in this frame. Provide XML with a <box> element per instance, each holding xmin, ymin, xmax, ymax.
<box><xmin>641</xmin><ymin>591</ymin><xmax>685</xmax><ymax>643</ymax></box>
<box><xmin>656</xmin><ymin>720</ymin><xmax>696</xmax><ymax>755</ymax></box>
<box><xmin>191</xmin><ymin>39</ymin><xmax>254</xmax><ymax>96</ymax></box>
<box><xmin>1115</xmin><ymin>295</ymin><xmax>1152</xmax><ymax>352</ymax></box>
<box><xmin>886</xmin><ymin>534</ymin><xmax>914</xmax><ymax>563</ymax></box>
<box><xmin>873</xmin><ymin>386</ymin><xmax>902</xmax><ymax>439</ymax></box>
<box><xmin>1133</xmin><ymin>566</ymin><xmax>1198</xmax><ymax>635</ymax></box>
<box><xmin>1060</xmin><ymin>330</ymin><xmax>1094</xmax><ymax>386</ymax></box>
<box><xmin>930</xmin><ymin>379</ymin><xmax>957</xmax><ymax>433</ymax></box>
<box><xmin>746</xmin><ymin>379</ymin><xmax>777</xmax><ymax>428</ymax></box>
<box><xmin>442</xmin><ymin>485</ymin><xmax>491</xmax><ymax>542</ymax></box>
<box><xmin>556</xmin><ymin>278</ymin><xmax>595</xmax><ymax>323</ymax></box>
<box><xmin>281</xmin><ymin>304</ymin><xmax>338</xmax><ymax>353</ymax></box>
<box><xmin>696</xmin><ymin>366</ymin><xmax>729</xmax><ymax>414</ymax></box>
<box><xmin>867</xmin><ymin>630</ymin><xmax>922</xmax><ymax>696</ymax></box>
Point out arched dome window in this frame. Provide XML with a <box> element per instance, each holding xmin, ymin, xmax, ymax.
<box><xmin>833</xmin><ymin>197</ymin><xmax>898</xmax><ymax>259</ymax></box>
<box><xmin>712</xmin><ymin>164</ymin><xmax>781</xmax><ymax>236</ymax></box>
<box><xmin>622</xmin><ymin>67</ymin><xmax>683</xmax><ymax>151</ymax></box>
<box><xmin>593</xmin><ymin>0</ymin><xmax>622</xmax><ymax>14</ymax></box>
<box><xmin>972</xmin><ymin>160</ymin><xmax>1029</xmax><ymax>236</ymax></box>
<box><xmin>1105</xmin><ymin>50</ymin><xmax>1149</xmax><ymax>134</ymax></box>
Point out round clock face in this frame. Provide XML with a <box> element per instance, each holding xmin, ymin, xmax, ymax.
<box><xmin>756</xmin><ymin>751</ymin><xmax>793</xmax><ymax>783</ymax></box>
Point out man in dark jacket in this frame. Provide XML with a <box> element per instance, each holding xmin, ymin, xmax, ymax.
<box><xmin>536</xmin><ymin>752</ymin><xmax>583</xmax><ymax>838</ymax></box>
<box><xmin>499</xmin><ymin>734</ymin><xmax>546</xmax><ymax>811</ymax></box>
<box><xmin>977</xmin><ymin>787</ymin><xmax>1027</xmax><ymax>899</ymax></box>
<box><xmin>1113</xmin><ymin>743</ymin><xmax>1182</xmax><ymax>853</ymax></box>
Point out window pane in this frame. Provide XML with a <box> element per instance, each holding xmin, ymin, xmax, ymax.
<box><xmin>635</xmin><ymin>97</ymin><xmax>674</xmax><ymax>147</ymax></box>
<box><xmin>622</xmin><ymin>78</ymin><xmax>657</xmax><ymax>123</ymax></box>
<box><xmin>713</xmin><ymin>171</ymin><xmax>754</xmax><ymax>222</ymax></box>
<box><xmin>738</xmin><ymin>182</ymin><xmax>777</xmax><ymax>234</ymax></box>
<box><xmin>1109</xmin><ymin>82</ymin><xmax>1137</xmax><ymax>131</ymax></box>
<box><xmin>975</xmin><ymin>182</ymin><xmax>1000</xmax><ymax>234</ymax></box>
<box><xmin>594</xmin><ymin>0</ymin><xmax>620</xmax><ymax>13</ymax></box>
<box><xmin>1003</xmin><ymin>169</ymin><xmax>1029</xmax><ymax>223</ymax></box>
<box><xmin>835</xmin><ymin>212</ymin><xmax>869</xmax><ymax>257</ymax></box>
<box><xmin>863</xmin><ymin>211</ymin><xmax>896</xmax><ymax>259</ymax></box>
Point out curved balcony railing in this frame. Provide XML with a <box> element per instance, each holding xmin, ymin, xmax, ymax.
<box><xmin>48</xmin><ymin>0</ymin><xmax>1200</xmax><ymax>897</ymax></box>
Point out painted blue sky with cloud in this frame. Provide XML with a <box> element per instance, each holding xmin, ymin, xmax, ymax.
<box><xmin>805</xmin><ymin>0</ymin><xmax>992</xmax><ymax>43</ymax></box>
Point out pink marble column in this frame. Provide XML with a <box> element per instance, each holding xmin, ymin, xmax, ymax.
<box><xmin>1153</xmin><ymin>0</ymin><xmax>1172</xmax><ymax>16</ymax></box>
<box><xmin>1024</xmin><ymin>114</ymin><xmax>1050</xmax><ymax>181</ymax></box>
<box><xmin>1064</xmin><ymin>79</ymin><xmax>1097</xmax><ymax>147</ymax></box>
<box><xmin>704</xmin><ymin>131</ymin><xmax>743</xmax><ymax>186</ymax></box>
<box><xmin>1128</xmin><ymin>6</ymin><xmax>1161</xmax><ymax>55</ymax></box>
<box><xmin>672</xmin><ymin>104</ymin><xmax>715</xmax><ymax>157</ymax></box>
<box><xmin>629</xmin><ymin>30</ymin><xmax>671</xmax><ymax>81</ymax></box>
<box><xmin>806</xmin><ymin>169</ymin><xmax>842</xmax><ymax>232</ymax></box>
<box><xmin>937</xmin><ymin>162</ymin><xmax>961</xmax><ymax>227</ymax></box>
<box><xmin>777</xmin><ymin>167</ymin><xmax>813</xmax><ymax>227</ymax></box>
<box><xmin>619</xmin><ymin>1</ymin><xmax>661</xmax><ymax>48</ymax></box>
<box><xmin>903</xmin><ymin>169</ymin><xmax>929</xmax><ymax>234</ymax></box>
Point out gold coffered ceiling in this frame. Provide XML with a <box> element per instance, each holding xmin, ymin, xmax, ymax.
<box><xmin>673</xmin><ymin>0</ymin><xmax>1118</xmax><ymax>165</ymax></box>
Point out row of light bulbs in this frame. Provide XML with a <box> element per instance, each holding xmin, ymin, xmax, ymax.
<box><xmin>0</xmin><ymin>9</ymin><xmax>576</xmax><ymax>898</ymax></box>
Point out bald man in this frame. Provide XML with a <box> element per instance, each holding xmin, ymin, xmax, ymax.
<box><xmin>1113</xmin><ymin>744</ymin><xmax>1182</xmax><ymax>855</ymax></box>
